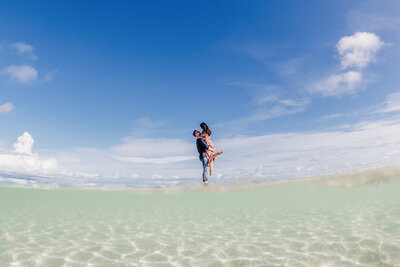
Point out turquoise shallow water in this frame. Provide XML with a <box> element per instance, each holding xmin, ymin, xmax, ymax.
<box><xmin>1</xmin><ymin>175</ymin><xmax>400</xmax><ymax>266</ymax></box>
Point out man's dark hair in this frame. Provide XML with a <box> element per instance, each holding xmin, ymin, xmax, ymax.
<box><xmin>193</xmin><ymin>130</ymin><xmax>200</xmax><ymax>136</ymax></box>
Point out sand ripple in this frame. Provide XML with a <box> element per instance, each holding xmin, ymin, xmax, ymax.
<box><xmin>1</xmin><ymin>181</ymin><xmax>400</xmax><ymax>266</ymax></box>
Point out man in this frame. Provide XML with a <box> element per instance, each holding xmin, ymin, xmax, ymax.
<box><xmin>193</xmin><ymin>130</ymin><xmax>209</xmax><ymax>184</ymax></box>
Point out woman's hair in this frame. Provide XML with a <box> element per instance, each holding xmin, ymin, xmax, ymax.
<box><xmin>200</xmin><ymin>122</ymin><xmax>211</xmax><ymax>136</ymax></box>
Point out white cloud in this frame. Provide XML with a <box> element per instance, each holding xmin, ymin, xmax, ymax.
<box><xmin>10</xmin><ymin>42</ymin><xmax>37</xmax><ymax>59</ymax></box>
<box><xmin>0</xmin><ymin>102</ymin><xmax>14</xmax><ymax>114</ymax></box>
<box><xmin>130</xmin><ymin>172</ymin><xmax>139</xmax><ymax>179</ymax></box>
<box><xmin>216</xmin><ymin>96</ymin><xmax>308</xmax><ymax>131</ymax></box>
<box><xmin>308</xmin><ymin>71</ymin><xmax>362</xmax><ymax>96</ymax></box>
<box><xmin>116</xmin><ymin>155</ymin><xmax>196</xmax><ymax>164</ymax></box>
<box><xmin>308</xmin><ymin>32</ymin><xmax>387</xmax><ymax>97</ymax></box>
<box><xmin>0</xmin><ymin>133</ymin><xmax>102</xmax><ymax>185</ymax></box>
<box><xmin>112</xmin><ymin>138</ymin><xmax>194</xmax><ymax>158</ymax></box>
<box><xmin>214</xmin><ymin>115</ymin><xmax>400</xmax><ymax>180</ymax></box>
<box><xmin>0</xmin><ymin>132</ymin><xmax>58</xmax><ymax>175</ymax></box>
<box><xmin>315</xmin><ymin>113</ymin><xmax>344</xmax><ymax>123</ymax></box>
<box><xmin>11</xmin><ymin>42</ymin><xmax>33</xmax><ymax>53</ymax></box>
<box><xmin>13</xmin><ymin>132</ymin><xmax>34</xmax><ymax>154</ymax></box>
<box><xmin>246</xmin><ymin>103</ymin><xmax>307</xmax><ymax>122</ymax></box>
<box><xmin>337</xmin><ymin>32</ymin><xmax>386</xmax><ymax>69</ymax></box>
<box><xmin>222</xmin><ymin>83</ymin><xmax>309</xmax><ymax>128</ymax></box>
<box><xmin>111</xmin><ymin>137</ymin><xmax>197</xmax><ymax>165</ymax></box>
<box><xmin>377</xmin><ymin>91</ymin><xmax>400</xmax><ymax>113</ymax></box>
<box><xmin>2</xmin><ymin>64</ymin><xmax>38</xmax><ymax>83</ymax></box>
<box><xmin>3</xmin><ymin>113</ymin><xmax>400</xmax><ymax>187</ymax></box>
<box><xmin>253</xmin><ymin>94</ymin><xmax>309</xmax><ymax>108</ymax></box>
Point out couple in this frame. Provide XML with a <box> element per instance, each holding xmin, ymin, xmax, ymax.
<box><xmin>193</xmin><ymin>122</ymin><xmax>223</xmax><ymax>184</ymax></box>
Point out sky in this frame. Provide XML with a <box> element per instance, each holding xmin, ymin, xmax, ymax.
<box><xmin>1</xmin><ymin>0</ymin><xmax>400</xmax><ymax>186</ymax></box>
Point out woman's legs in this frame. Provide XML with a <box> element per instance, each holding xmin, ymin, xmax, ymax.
<box><xmin>208</xmin><ymin>158</ymin><xmax>214</xmax><ymax>176</ymax></box>
<box><xmin>208</xmin><ymin>152</ymin><xmax>223</xmax><ymax>176</ymax></box>
<box><xmin>213</xmin><ymin>151</ymin><xmax>223</xmax><ymax>160</ymax></box>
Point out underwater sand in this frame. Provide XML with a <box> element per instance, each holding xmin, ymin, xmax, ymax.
<box><xmin>1</xmin><ymin>172</ymin><xmax>400</xmax><ymax>266</ymax></box>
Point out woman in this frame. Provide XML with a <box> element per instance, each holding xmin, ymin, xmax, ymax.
<box><xmin>200</xmin><ymin>122</ymin><xmax>223</xmax><ymax>175</ymax></box>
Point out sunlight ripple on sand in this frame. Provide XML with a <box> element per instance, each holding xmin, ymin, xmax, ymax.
<box><xmin>1</xmin><ymin>170</ymin><xmax>400</xmax><ymax>266</ymax></box>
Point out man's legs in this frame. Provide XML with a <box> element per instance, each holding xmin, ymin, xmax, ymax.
<box><xmin>201</xmin><ymin>156</ymin><xmax>208</xmax><ymax>182</ymax></box>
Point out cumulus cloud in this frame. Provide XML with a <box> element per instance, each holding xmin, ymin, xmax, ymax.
<box><xmin>0</xmin><ymin>132</ymin><xmax>58</xmax><ymax>175</ymax></box>
<box><xmin>2</xmin><ymin>64</ymin><xmax>38</xmax><ymax>83</ymax></box>
<box><xmin>337</xmin><ymin>32</ymin><xmax>386</xmax><ymax>69</ymax></box>
<box><xmin>0</xmin><ymin>102</ymin><xmax>14</xmax><ymax>114</ymax></box>
<box><xmin>308</xmin><ymin>71</ymin><xmax>362</xmax><ymax>96</ymax></box>
<box><xmin>10</xmin><ymin>42</ymin><xmax>37</xmax><ymax>59</ymax></box>
<box><xmin>13</xmin><ymin>132</ymin><xmax>34</xmax><ymax>154</ymax></box>
<box><xmin>308</xmin><ymin>32</ymin><xmax>386</xmax><ymax>97</ymax></box>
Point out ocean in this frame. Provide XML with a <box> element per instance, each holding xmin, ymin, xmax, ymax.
<box><xmin>1</xmin><ymin>167</ymin><xmax>400</xmax><ymax>266</ymax></box>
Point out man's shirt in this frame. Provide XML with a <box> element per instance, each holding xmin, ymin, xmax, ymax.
<box><xmin>196</xmin><ymin>138</ymin><xmax>209</xmax><ymax>159</ymax></box>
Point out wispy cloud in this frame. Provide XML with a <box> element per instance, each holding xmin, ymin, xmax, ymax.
<box><xmin>244</xmin><ymin>101</ymin><xmax>308</xmax><ymax>123</ymax></box>
<box><xmin>240</xmin><ymin>43</ymin><xmax>277</xmax><ymax>65</ymax></box>
<box><xmin>10</xmin><ymin>42</ymin><xmax>37</xmax><ymax>59</ymax></box>
<box><xmin>376</xmin><ymin>91</ymin><xmax>400</xmax><ymax>113</ymax></box>
<box><xmin>347</xmin><ymin>11</ymin><xmax>400</xmax><ymax>32</ymax></box>
<box><xmin>215</xmin><ymin>114</ymin><xmax>400</xmax><ymax>179</ymax></box>
<box><xmin>252</xmin><ymin>94</ymin><xmax>309</xmax><ymax>108</ymax></box>
<box><xmin>111</xmin><ymin>137</ymin><xmax>195</xmax><ymax>160</ymax></box>
<box><xmin>239</xmin><ymin>43</ymin><xmax>306</xmax><ymax>79</ymax></box>
<box><xmin>0</xmin><ymin>102</ymin><xmax>14</xmax><ymax>114</ymax></box>
<box><xmin>315</xmin><ymin>113</ymin><xmax>344</xmax><ymax>123</ymax></box>
<box><xmin>275</xmin><ymin>56</ymin><xmax>306</xmax><ymax>78</ymax></box>
<box><xmin>308</xmin><ymin>71</ymin><xmax>362</xmax><ymax>96</ymax></box>
<box><xmin>43</xmin><ymin>70</ymin><xmax>58</xmax><ymax>82</ymax></box>
<box><xmin>129</xmin><ymin>117</ymin><xmax>166</xmax><ymax>138</ymax></box>
<box><xmin>116</xmin><ymin>155</ymin><xmax>196</xmax><ymax>164</ymax></box>
<box><xmin>2</xmin><ymin>64</ymin><xmax>38</xmax><ymax>83</ymax></box>
<box><xmin>221</xmin><ymin>83</ymin><xmax>309</xmax><ymax>129</ymax></box>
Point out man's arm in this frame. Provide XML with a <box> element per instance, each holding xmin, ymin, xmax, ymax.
<box><xmin>198</xmin><ymin>138</ymin><xmax>209</xmax><ymax>150</ymax></box>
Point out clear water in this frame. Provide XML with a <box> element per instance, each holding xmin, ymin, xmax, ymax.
<box><xmin>1</xmin><ymin>175</ymin><xmax>400</xmax><ymax>266</ymax></box>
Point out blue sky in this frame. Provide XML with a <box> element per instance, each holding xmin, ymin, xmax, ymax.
<box><xmin>1</xmin><ymin>1</ymin><xmax>400</xmax><ymax>185</ymax></box>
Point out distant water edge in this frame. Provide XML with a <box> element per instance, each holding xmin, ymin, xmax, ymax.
<box><xmin>1</xmin><ymin>164</ymin><xmax>400</xmax><ymax>191</ymax></box>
